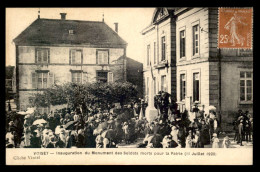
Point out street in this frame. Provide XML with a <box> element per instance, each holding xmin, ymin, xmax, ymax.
<box><xmin>118</xmin><ymin>133</ymin><xmax>253</xmax><ymax>148</ymax></box>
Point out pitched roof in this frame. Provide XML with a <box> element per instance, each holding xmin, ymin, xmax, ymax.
<box><xmin>13</xmin><ymin>18</ymin><xmax>127</xmax><ymax>47</ymax></box>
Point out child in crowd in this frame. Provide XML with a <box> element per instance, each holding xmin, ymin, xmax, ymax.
<box><xmin>212</xmin><ymin>133</ymin><xmax>219</xmax><ymax>148</ymax></box>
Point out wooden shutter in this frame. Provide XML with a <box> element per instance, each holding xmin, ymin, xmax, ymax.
<box><xmin>32</xmin><ymin>72</ymin><xmax>37</xmax><ymax>89</ymax></box>
<box><xmin>48</xmin><ymin>72</ymin><xmax>54</xmax><ymax>87</ymax></box>
<box><xmin>104</xmin><ymin>51</ymin><xmax>108</xmax><ymax>64</ymax></box>
<box><xmin>108</xmin><ymin>72</ymin><xmax>113</xmax><ymax>83</ymax></box>
<box><xmin>48</xmin><ymin>49</ymin><xmax>50</xmax><ymax>64</ymax></box>
<box><xmin>98</xmin><ymin>51</ymin><xmax>102</xmax><ymax>64</ymax></box>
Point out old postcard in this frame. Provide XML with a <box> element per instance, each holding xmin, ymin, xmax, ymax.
<box><xmin>5</xmin><ymin>7</ymin><xmax>253</xmax><ymax>165</ymax></box>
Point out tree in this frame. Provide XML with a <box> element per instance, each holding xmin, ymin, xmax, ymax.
<box><xmin>33</xmin><ymin>81</ymin><xmax>138</xmax><ymax>114</ymax></box>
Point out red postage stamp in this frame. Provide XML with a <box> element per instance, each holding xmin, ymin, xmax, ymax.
<box><xmin>218</xmin><ymin>8</ymin><xmax>253</xmax><ymax>49</ymax></box>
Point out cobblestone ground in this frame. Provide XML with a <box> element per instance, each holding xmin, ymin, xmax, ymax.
<box><xmin>118</xmin><ymin>133</ymin><xmax>253</xmax><ymax>148</ymax></box>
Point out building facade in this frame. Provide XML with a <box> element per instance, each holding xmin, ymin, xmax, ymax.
<box><xmin>142</xmin><ymin>8</ymin><xmax>177</xmax><ymax>102</ymax></box>
<box><xmin>143</xmin><ymin>7</ymin><xmax>253</xmax><ymax>130</ymax></box>
<box><xmin>14</xmin><ymin>13</ymin><xmax>127</xmax><ymax>113</ymax></box>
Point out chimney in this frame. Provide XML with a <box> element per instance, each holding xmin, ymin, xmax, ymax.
<box><xmin>60</xmin><ymin>13</ymin><xmax>67</xmax><ymax>20</ymax></box>
<box><xmin>114</xmin><ymin>23</ymin><xmax>118</xmax><ymax>33</ymax></box>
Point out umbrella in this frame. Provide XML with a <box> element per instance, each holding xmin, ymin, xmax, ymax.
<box><xmin>17</xmin><ymin>111</ymin><xmax>27</xmax><ymax>115</ymax></box>
<box><xmin>101</xmin><ymin>129</ymin><xmax>115</xmax><ymax>139</ymax></box>
<box><xmin>208</xmin><ymin>105</ymin><xmax>216</xmax><ymax>112</ymax></box>
<box><xmin>97</xmin><ymin>121</ymin><xmax>108</xmax><ymax>130</ymax></box>
<box><xmin>33</xmin><ymin>119</ymin><xmax>47</xmax><ymax>125</ymax></box>
<box><xmin>64</xmin><ymin>121</ymin><xmax>76</xmax><ymax>130</ymax></box>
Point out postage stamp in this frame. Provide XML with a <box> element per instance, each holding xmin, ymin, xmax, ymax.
<box><xmin>218</xmin><ymin>8</ymin><xmax>253</xmax><ymax>49</ymax></box>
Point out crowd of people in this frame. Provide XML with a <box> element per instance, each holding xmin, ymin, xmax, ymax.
<box><xmin>233</xmin><ymin>110</ymin><xmax>253</xmax><ymax>146</ymax></box>
<box><xmin>5</xmin><ymin>101</ymin><xmax>253</xmax><ymax>149</ymax></box>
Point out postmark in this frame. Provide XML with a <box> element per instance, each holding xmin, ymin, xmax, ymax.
<box><xmin>218</xmin><ymin>8</ymin><xmax>253</xmax><ymax>49</ymax></box>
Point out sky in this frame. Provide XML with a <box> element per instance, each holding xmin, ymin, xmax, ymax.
<box><xmin>6</xmin><ymin>8</ymin><xmax>155</xmax><ymax>66</ymax></box>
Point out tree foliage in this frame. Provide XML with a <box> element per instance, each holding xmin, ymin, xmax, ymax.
<box><xmin>33</xmin><ymin>81</ymin><xmax>138</xmax><ymax>113</ymax></box>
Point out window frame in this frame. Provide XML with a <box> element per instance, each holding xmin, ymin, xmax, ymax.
<box><xmin>192</xmin><ymin>72</ymin><xmax>200</xmax><ymax>102</ymax></box>
<box><xmin>147</xmin><ymin>44</ymin><xmax>151</xmax><ymax>66</ymax></box>
<box><xmin>192</xmin><ymin>22</ymin><xmax>200</xmax><ymax>57</ymax></box>
<box><xmin>70</xmin><ymin>49</ymin><xmax>83</xmax><ymax>65</ymax></box>
<box><xmin>179</xmin><ymin>29</ymin><xmax>186</xmax><ymax>59</ymax></box>
<box><xmin>161</xmin><ymin>36</ymin><xmax>166</xmax><ymax>61</ymax></box>
<box><xmin>161</xmin><ymin>75</ymin><xmax>167</xmax><ymax>92</ymax></box>
<box><xmin>71</xmin><ymin>71</ymin><xmax>82</xmax><ymax>84</ymax></box>
<box><xmin>180</xmin><ymin>73</ymin><xmax>186</xmax><ymax>101</ymax></box>
<box><xmin>32</xmin><ymin>71</ymin><xmax>54</xmax><ymax>89</ymax></box>
<box><xmin>96</xmin><ymin>49</ymin><xmax>109</xmax><ymax>65</ymax></box>
<box><xmin>96</xmin><ymin>71</ymin><xmax>109</xmax><ymax>83</ymax></box>
<box><xmin>239</xmin><ymin>71</ymin><xmax>253</xmax><ymax>103</ymax></box>
<box><xmin>153</xmin><ymin>42</ymin><xmax>157</xmax><ymax>64</ymax></box>
<box><xmin>35</xmin><ymin>48</ymin><xmax>50</xmax><ymax>64</ymax></box>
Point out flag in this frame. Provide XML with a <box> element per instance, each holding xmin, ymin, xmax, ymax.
<box><xmin>139</xmin><ymin>107</ymin><xmax>144</xmax><ymax>120</ymax></box>
<box><xmin>150</xmin><ymin>61</ymin><xmax>155</xmax><ymax>80</ymax></box>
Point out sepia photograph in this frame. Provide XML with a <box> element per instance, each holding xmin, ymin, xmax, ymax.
<box><xmin>5</xmin><ymin>7</ymin><xmax>253</xmax><ymax>165</ymax></box>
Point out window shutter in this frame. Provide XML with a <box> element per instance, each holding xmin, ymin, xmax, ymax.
<box><xmin>83</xmin><ymin>73</ymin><xmax>88</xmax><ymax>83</ymax></box>
<box><xmin>35</xmin><ymin>49</ymin><xmax>38</xmax><ymax>63</ymax></box>
<box><xmin>108</xmin><ymin>72</ymin><xmax>113</xmax><ymax>83</ymax></box>
<box><xmin>69</xmin><ymin>50</ymin><xmax>72</xmax><ymax>64</ymax></box>
<box><xmin>48</xmin><ymin>49</ymin><xmax>50</xmax><ymax>64</ymax></box>
<box><xmin>98</xmin><ymin>52</ymin><xmax>102</xmax><ymax>64</ymax></box>
<box><xmin>32</xmin><ymin>72</ymin><xmax>37</xmax><ymax>89</ymax></box>
<box><xmin>104</xmin><ymin>51</ymin><xmax>108</xmax><ymax>64</ymax></box>
<box><xmin>48</xmin><ymin>72</ymin><xmax>54</xmax><ymax>87</ymax></box>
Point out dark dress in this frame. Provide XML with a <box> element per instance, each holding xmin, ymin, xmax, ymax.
<box><xmin>200</xmin><ymin>124</ymin><xmax>210</xmax><ymax>146</ymax></box>
<box><xmin>30</xmin><ymin>136</ymin><xmax>42</xmax><ymax>148</ymax></box>
<box><xmin>46</xmin><ymin>142</ymin><xmax>55</xmax><ymax>148</ymax></box>
<box><xmin>67</xmin><ymin>135</ymin><xmax>77</xmax><ymax>148</ymax></box>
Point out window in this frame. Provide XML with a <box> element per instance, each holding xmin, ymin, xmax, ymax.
<box><xmin>193</xmin><ymin>73</ymin><xmax>200</xmax><ymax>102</ymax></box>
<box><xmin>32</xmin><ymin>72</ymin><xmax>54</xmax><ymax>89</ymax></box>
<box><xmin>161</xmin><ymin>36</ymin><xmax>166</xmax><ymax>61</ymax></box>
<box><xmin>36</xmin><ymin>48</ymin><xmax>49</xmax><ymax>64</ymax></box>
<box><xmin>72</xmin><ymin>72</ymin><xmax>82</xmax><ymax>84</ymax></box>
<box><xmin>97</xmin><ymin>71</ymin><xmax>113</xmax><ymax>83</ymax></box>
<box><xmin>70</xmin><ymin>50</ymin><xmax>82</xmax><ymax>64</ymax></box>
<box><xmin>180</xmin><ymin>74</ymin><xmax>186</xmax><ymax>101</ymax></box>
<box><xmin>69</xmin><ymin>30</ymin><xmax>74</xmax><ymax>35</ymax></box>
<box><xmin>240</xmin><ymin>71</ymin><xmax>253</xmax><ymax>102</ymax></box>
<box><xmin>147</xmin><ymin>44</ymin><xmax>151</xmax><ymax>66</ymax></box>
<box><xmin>154</xmin><ymin>42</ymin><xmax>156</xmax><ymax>64</ymax></box>
<box><xmin>193</xmin><ymin>25</ymin><xmax>199</xmax><ymax>56</ymax></box>
<box><xmin>97</xmin><ymin>50</ymin><xmax>109</xmax><ymax>64</ymax></box>
<box><xmin>161</xmin><ymin>75</ymin><xmax>167</xmax><ymax>92</ymax></box>
<box><xmin>180</xmin><ymin>30</ymin><xmax>185</xmax><ymax>58</ymax></box>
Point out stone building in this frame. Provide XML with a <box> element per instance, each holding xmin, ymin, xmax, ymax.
<box><xmin>14</xmin><ymin>13</ymin><xmax>127</xmax><ymax>113</ymax></box>
<box><xmin>143</xmin><ymin>7</ymin><xmax>253</xmax><ymax>130</ymax></box>
<box><xmin>142</xmin><ymin>8</ymin><xmax>177</xmax><ymax>121</ymax></box>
